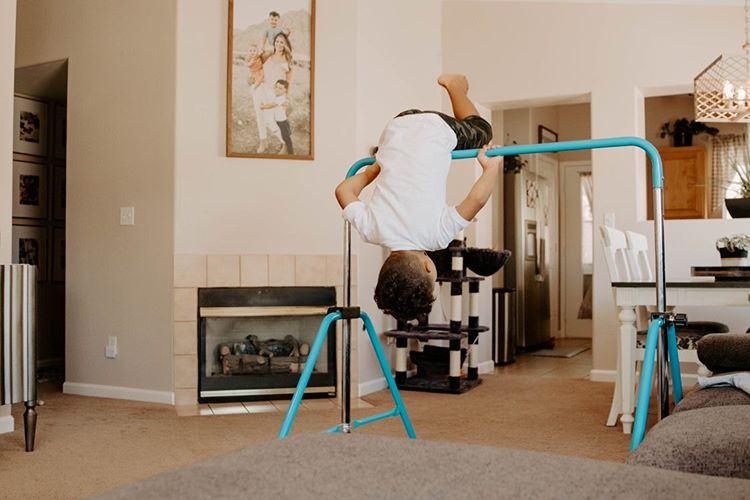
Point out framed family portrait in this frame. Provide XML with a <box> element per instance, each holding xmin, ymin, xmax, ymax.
<box><xmin>12</xmin><ymin>161</ymin><xmax>48</xmax><ymax>219</ymax></box>
<box><xmin>12</xmin><ymin>222</ymin><xmax>48</xmax><ymax>282</ymax></box>
<box><xmin>14</xmin><ymin>95</ymin><xmax>48</xmax><ymax>157</ymax></box>
<box><xmin>226</xmin><ymin>0</ymin><xmax>316</xmax><ymax>159</ymax></box>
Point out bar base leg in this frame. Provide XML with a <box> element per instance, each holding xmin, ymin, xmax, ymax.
<box><xmin>24</xmin><ymin>402</ymin><xmax>37</xmax><ymax>452</ymax></box>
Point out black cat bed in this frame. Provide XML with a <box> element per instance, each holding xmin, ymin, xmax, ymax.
<box><xmin>427</xmin><ymin>247</ymin><xmax>511</xmax><ymax>277</ymax></box>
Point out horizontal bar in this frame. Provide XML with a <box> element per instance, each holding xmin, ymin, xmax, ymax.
<box><xmin>346</xmin><ymin>136</ymin><xmax>663</xmax><ymax>189</ymax></box>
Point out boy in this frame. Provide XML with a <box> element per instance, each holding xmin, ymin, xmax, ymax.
<box><xmin>260</xmin><ymin>79</ymin><xmax>294</xmax><ymax>154</ymax></box>
<box><xmin>335</xmin><ymin>75</ymin><xmax>501</xmax><ymax>321</ymax></box>
<box><xmin>260</xmin><ymin>11</ymin><xmax>291</xmax><ymax>52</ymax></box>
<box><xmin>245</xmin><ymin>44</ymin><xmax>264</xmax><ymax>88</ymax></box>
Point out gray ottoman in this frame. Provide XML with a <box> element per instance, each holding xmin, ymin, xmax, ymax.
<box><xmin>628</xmin><ymin>405</ymin><xmax>750</xmax><ymax>478</ymax></box>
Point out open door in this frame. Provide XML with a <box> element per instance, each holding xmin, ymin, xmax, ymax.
<box><xmin>561</xmin><ymin>162</ymin><xmax>592</xmax><ymax>338</ymax></box>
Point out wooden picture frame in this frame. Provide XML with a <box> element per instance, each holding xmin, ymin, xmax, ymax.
<box><xmin>54</xmin><ymin>103</ymin><xmax>67</xmax><ymax>159</ymax></box>
<box><xmin>12</xmin><ymin>161</ymin><xmax>48</xmax><ymax>219</ymax></box>
<box><xmin>52</xmin><ymin>227</ymin><xmax>65</xmax><ymax>282</ymax></box>
<box><xmin>53</xmin><ymin>164</ymin><xmax>66</xmax><ymax>220</ymax></box>
<box><xmin>12</xmin><ymin>221</ymin><xmax>48</xmax><ymax>282</ymax></box>
<box><xmin>538</xmin><ymin>125</ymin><xmax>558</xmax><ymax>144</ymax></box>
<box><xmin>226</xmin><ymin>0</ymin><xmax>316</xmax><ymax>159</ymax></box>
<box><xmin>13</xmin><ymin>95</ymin><xmax>48</xmax><ymax>157</ymax></box>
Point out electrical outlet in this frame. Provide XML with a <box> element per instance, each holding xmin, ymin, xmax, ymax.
<box><xmin>120</xmin><ymin>207</ymin><xmax>135</xmax><ymax>226</ymax></box>
<box><xmin>105</xmin><ymin>336</ymin><xmax>118</xmax><ymax>359</ymax></box>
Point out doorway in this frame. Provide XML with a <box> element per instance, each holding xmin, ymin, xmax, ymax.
<box><xmin>13</xmin><ymin>60</ymin><xmax>68</xmax><ymax>383</ymax></box>
<box><xmin>561</xmin><ymin>162</ymin><xmax>593</xmax><ymax>339</ymax></box>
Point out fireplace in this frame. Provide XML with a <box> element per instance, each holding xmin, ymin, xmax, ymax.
<box><xmin>198</xmin><ymin>286</ymin><xmax>337</xmax><ymax>403</ymax></box>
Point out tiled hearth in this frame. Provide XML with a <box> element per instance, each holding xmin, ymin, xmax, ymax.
<box><xmin>173</xmin><ymin>254</ymin><xmax>358</xmax><ymax>407</ymax></box>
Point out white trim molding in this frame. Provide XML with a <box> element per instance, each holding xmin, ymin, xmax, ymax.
<box><xmin>478</xmin><ymin>360</ymin><xmax>496</xmax><ymax>374</ymax></box>
<box><xmin>590</xmin><ymin>369</ymin><xmax>617</xmax><ymax>382</ymax></box>
<box><xmin>358</xmin><ymin>377</ymin><xmax>388</xmax><ymax>397</ymax></box>
<box><xmin>0</xmin><ymin>415</ymin><xmax>14</xmax><ymax>434</ymax></box>
<box><xmin>64</xmin><ymin>382</ymin><xmax>175</xmax><ymax>405</ymax></box>
<box><xmin>590</xmin><ymin>369</ymin><xmax>699</xmax><ymax>385</ymax></box>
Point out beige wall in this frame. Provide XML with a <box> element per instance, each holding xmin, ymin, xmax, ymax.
<box><xmin>15</xmin><ymin>0</ymin><xmax>176</xmax><ymax>394</ymax></box>
<box><xmin>1</xmin><ymin>0</ymin><xmax>15</xmax><ymax>265</ymax></box>
<box><xmin>354</xmin><ymin>0</ymin><xmax>445</xmax><ymax>388</ymax></box>
<box><xmin>444</xmin><ymin>1</ymin><xmax>749</xmax><ymax>374</ymax></box>
<box><xmin>0</xmin><ymin>0</ymin><xmax>17</xmax><ymax>429</ymax></box>
<box><xmin>174</xmin><ymin>0</ymin><xmax>357</xmax><ymax>257</ymax></box>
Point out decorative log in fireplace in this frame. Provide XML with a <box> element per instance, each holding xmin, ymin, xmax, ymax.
<box><xmin>198</xmin><ymin>287</ymin><xmax>336</xmax><ymax>403</ymax></box>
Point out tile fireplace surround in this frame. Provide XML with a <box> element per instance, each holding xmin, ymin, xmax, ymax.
<box><xmin>173</xmin><ymin>254</ymin><xmax>358</xmax><ymax>407</ymax></box>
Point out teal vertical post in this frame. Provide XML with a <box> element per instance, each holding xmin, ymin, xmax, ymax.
<box><xmin>631</xmin><ymin>317</ymin><xmax>663</xmax><ymax>451</ymax></box>
<box><xmin>278</xmin><ymin>311</ymin><xmax>341</xmax><ymax>439</ymax></box>
<box><xmin>361</xmin><ymin>312</ymin><xmax>416</xmax><ymax>439</ymax></box>
<box><xmin>666</xmin><ymin>323</ymin><xmax>683</xmax><ymax>404</ymax></box>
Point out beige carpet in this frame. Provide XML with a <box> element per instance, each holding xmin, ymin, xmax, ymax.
<box><xmin>0</xmin><ymin>374</ymin><xmax>632</xmax><ymax>499</ymax></box>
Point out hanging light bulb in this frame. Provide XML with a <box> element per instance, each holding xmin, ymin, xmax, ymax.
<box><xmin>723</xmin><ymin>80</ymin><xmax>735</xmax><ymax>101</ymax></box>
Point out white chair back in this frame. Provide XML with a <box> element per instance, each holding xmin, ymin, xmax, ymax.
<box><xmin>625</xmin><ymin>231</ymin><xmax>654</xmax><ymax>282</ymax></box>
<box><xmin>599</xmin><ymin>225</ymin><xmax>632</xmax><ymax>282</ymax></box>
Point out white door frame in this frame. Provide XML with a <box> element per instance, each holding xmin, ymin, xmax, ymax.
<box><xmin>559</xmin><ymin>161</ymin><xmax>592</xmax><ymax>339</ymax></box>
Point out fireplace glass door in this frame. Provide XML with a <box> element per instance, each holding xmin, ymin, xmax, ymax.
<box><xmin>198</xmin><ymin>287</ymin><xmax>336</xmax><ymax>403</ymax></box>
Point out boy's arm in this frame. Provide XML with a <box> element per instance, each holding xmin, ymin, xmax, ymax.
<box><xmin>335</xmin><ymin>163</ymin><xmax>381</xmax><ymax>209</ymax></box>
<box><xmin>260</xmin><ymin>102</ymin><xmax>277</xmax><ymax>110</ymax></box>
<box><xmin>456</xmin><ymin>145</ymin><xmax>502</xmax><ymax>221</ymax></box>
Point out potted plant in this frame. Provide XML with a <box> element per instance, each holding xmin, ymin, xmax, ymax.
<box><xmin>725</xmin><ymin>162</ymin><xmax>750</xmax><ymax>218</ymax></box>
<box><xmin>715</xmin><ymin>234</ymin><xmax>750</xmax><ymax>266</ymax></box>
<box><xmin>659</xmin><ymin>118</ymin><xmax>719</xmax><ymax>147</ymax></box>
<box><xmin>503</xmin><ymin>140</ymin><xmax>528</xmax><ymax>173</ymax></box>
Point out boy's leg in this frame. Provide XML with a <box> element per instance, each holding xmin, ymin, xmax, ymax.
<box><xmin>438</xmin><ymin>74</ymin><xmax>479</xmax><ymax>120</ymax></box>
<box><xmin>437</xmin><ymin>74</ymin><xmax>492</xmax><ymax>149</ymax></box>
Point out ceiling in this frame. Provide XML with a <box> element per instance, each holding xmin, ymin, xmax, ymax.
<box><xmin>15</xmin><ymin>59</ymin><xmax>68</xmax><ymax>101</ymax></box>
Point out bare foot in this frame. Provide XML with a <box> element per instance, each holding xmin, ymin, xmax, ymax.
<box><xmin>437</xmin><ymin>74</ymin><xmax>469</xmax><ymax>93</ymax></box>
<box><xmin>258</xmin><ymin>139</ymin><xmax>268</xmax><ymax>153</ymax></box>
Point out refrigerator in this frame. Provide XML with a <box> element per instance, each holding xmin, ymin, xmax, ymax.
<box><xmin>503</xmin><ymin>162</ymin><xmax>552</xmax><ymax>350</ymax></box>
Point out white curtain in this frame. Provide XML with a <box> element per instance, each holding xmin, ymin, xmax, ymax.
<box><xmin>577</xmin><ymin>173</ymin><xmax>593</xmax><ymax>319</ymax></box>
<box><xmin>711</xmin><ymin>134</ymin><xmax>748</xmax><ymax>218</ymax></box>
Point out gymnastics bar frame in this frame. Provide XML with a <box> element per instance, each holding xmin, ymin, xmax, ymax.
<box><xmin>279</xmin><ymin>136</ymin><xmax>676</xmax><ymax>450</ymax></box>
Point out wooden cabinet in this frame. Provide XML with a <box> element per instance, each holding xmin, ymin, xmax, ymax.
<box><xmin>647</xmin><ymin>146</ymin><xmax>707</xmax><ymax>220</ymax></box>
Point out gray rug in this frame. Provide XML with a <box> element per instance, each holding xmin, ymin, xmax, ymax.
<box><xmin>530</xmin><ymin>346</ymin><xmax>590</xmax><ymax>358</ymax></box>
<box><xmin>96</xmin><ymin>433</ymin><xmax>750</xmax><ymax>499</ymax></box>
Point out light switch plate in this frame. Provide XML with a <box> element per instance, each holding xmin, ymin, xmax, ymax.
<box><xmin>120</xmin><ymin>207</ymin><xmax>135</xmax><ymax>226</ymax></box>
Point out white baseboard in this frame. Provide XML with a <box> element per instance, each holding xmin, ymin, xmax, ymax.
<box><xmin>63</xmin><ymin>382</ymin><xmax>174</xmax><ymax>405</ymax></box>
<box><xmin>590</xmin><ymin>369</ymin><xmax>616</xmax><ymax>382</ymax></box>
<box><xmin>590</xmin><ymin>369</ymin><xmax>699</xmax><ymax>386</ymax></box>
<box><xmin>0</xmin><ymin>415</ymin><xmax>14</xmax><ymax>434</ymax></box>
<box><xmin>478</xmin><ymin>360</ymin><xmax>495</xmax><ymax>374</ymax></box>
<box><xmin>358</xmin><ymin>377</ymin><xmax>388</xmax><ymax>397</ymax></box>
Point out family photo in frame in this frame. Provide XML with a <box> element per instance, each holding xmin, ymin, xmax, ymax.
<box><xmin>12</xmin><ymin>160</ymin><xmax>48</xmax><ymax>219</ymax></box>
<box><xmin>12</xmin><ymin>222</ymin><xmax>48</xmax><ymax>282</ymax></box>
<box><xmin>13</xmin><ymin>95</ymin><xmax>48</xmax><ymax>157</ymax></box>
<box><xmin>226</xmin><ymin>0</ymin><xmax>315</xmax><ymax>159</ymax></box>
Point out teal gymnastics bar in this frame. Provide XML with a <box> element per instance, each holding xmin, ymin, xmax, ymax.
<box><xmin>346</xmin><ymin>136</ymin><xmax>676</xmax><ymax>450</ymax></box>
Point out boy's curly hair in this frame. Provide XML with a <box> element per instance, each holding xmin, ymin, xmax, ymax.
<box><xmin>374</xmin><ymin>253</ymin><xmax>435</xmax><ymax>322</ymax></box>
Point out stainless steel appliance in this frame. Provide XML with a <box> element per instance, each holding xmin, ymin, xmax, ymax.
<box><xmin>504</xmin><ymin>166</ymin><xmax>552</xmax><ymax>350</ymax></box>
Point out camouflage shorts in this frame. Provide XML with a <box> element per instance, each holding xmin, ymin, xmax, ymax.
<box><xmin>395</xmin><ymin>109</ymin><xmax>493</xmax><ymax>150</ymax></box>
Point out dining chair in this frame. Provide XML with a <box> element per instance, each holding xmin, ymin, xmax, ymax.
<box><xmin>599</xmin><ymin>226</ymin><xmax>727</xmax><ymax>430</ymax></box>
